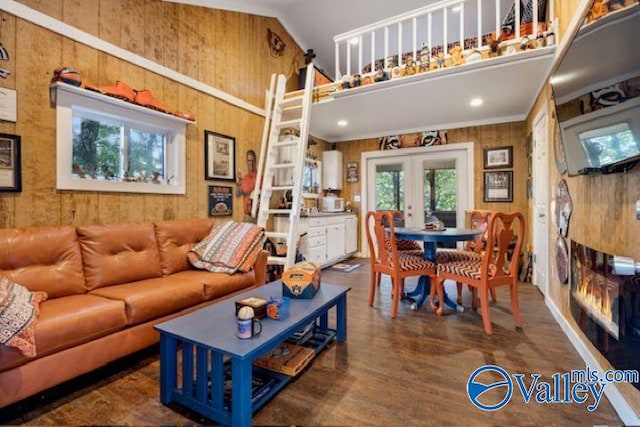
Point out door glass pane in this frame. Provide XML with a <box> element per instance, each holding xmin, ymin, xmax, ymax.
<box><xmin>375</xmin><ymin>163</ymin><xmax>404</xmax><ymax>211</ymax></box>
<box><xmin>423</xmin><ymin>167</ymin><xmax>457</xmax><ymax>227</ymax></box>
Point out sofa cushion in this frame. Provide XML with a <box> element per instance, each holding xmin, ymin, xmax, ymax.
<box><xmin>78</xmin><ymin>223</ymin><xmax>163</xmax><ymax>290</ymax></box>
<box><xmin>154</xmin><ymin>218</ymin><xmax>213</xmax><ymax>276</ymax></box>
<box><xmin>169</xmin><ymin>270</ymin><xmax>256</xmax><ymax>300</ymax></box>
<box><xmin>0</xmin><ymin>225</ymin><xmax>86</xmax><ymax>297</ymax></box>
<box><xmin>0</xmin><ymin>294</ymin><xmax>127</xmax><ymax>372</ymax></box>
<box><xmin>89</xmin><ymin>277</ymin><xmax>205</xmax><ymax>326</ymax></box>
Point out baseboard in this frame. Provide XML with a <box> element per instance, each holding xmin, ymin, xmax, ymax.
<box><xmin>545</xmin><ymin>297</ymin><xmax>640</xmax><ymax>425</ymax></box>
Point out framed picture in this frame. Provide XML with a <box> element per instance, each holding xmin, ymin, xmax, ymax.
<box><xmin>483</xmin><ymin>146</ymin><xmax>513</xmax><ymax>169</ymax></box>
<box><xmin>205</xmin><ymin>131</ymin><xmax>235</xmax><ymax>181</ymax></box>
<box><xmin>346</xmin><ymin>161</ymin><xmax>359</xmax><ymax>183</ymax></box>
<box><xmin>208</xmin><ymin>185</ymin><xmax>233</xmax><ymax>216</ymax></box>
<box><xmin>0</xmin><ymin>133</ymin><xmax>21</xmax><ymax>192</ymax></box>
<box><xmin>484</xmin><ymin>171</ymin><xmax>513</xmax><ymax>202</ymax></box>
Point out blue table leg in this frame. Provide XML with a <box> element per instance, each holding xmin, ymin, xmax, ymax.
<box><xmin>231</xmin><ymin>357</ymin><xmax>253</xmax><ymax>427</ymax></box>
<box><xmin>159</xmin><ymin>334</ymin><xmax>177</xmax><ymax>404</ymax></box>
<box><xmin>403</xmin><ymin>241</ymin><xmax>464</xmax><ymax>311</ymax></box>
<box><xmin>337</xmin><ymin>293</ymin><xmax>347</xmax><ymax>342</ymax></box>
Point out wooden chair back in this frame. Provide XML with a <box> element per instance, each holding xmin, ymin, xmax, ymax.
<box><xmin>482</xmin><ymin>211</ymin><xmax>526</xmax><ymax>285</ymax></box>
<box><xmin>465</xmin><ymin>209</ymin><xmax>494</xmax><ymax>253</ymax></box>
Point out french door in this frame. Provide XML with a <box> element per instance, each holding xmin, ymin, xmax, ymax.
<box><xmin>362</xmin><ymin>144</ymin><xmax>474</xmax><ymax>254</ymax></box>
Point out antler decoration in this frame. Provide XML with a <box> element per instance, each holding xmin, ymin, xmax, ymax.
<box><xmin>267</xmin><ymin>29</ymin><xmax>286</xmax><ymax>57</ymax></box>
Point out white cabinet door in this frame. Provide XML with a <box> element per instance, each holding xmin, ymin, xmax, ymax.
<box><xmin>326</xmin><ymin>222</ymin><xmax>346</xmax><ymax>261</ymax></box>
<box><xmin>322</xmin><ymin>151</ymin><xmax>343</xmax><ymax>190</ymax></box>
<box><xmin>345</xmin><ymin>215</ymin><xmax>358</xmax><ymax>254</ymax></box>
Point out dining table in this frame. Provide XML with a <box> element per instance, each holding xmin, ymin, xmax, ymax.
<box><xmin>393</xmin><ymin>227</ymin><xmax>483</xmax><ymax>312</ymax></box>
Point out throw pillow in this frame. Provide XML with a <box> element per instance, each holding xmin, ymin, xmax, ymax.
<box><xmin>0</xmin><ymin>276</ymin><xmax>48</xmax><ymax>357</ymax></box>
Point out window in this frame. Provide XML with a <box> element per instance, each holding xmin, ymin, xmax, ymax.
<box><xmin>55</xmin><ymin>83</ymin><xmax>187</xmax><ymax>194</ymax></box>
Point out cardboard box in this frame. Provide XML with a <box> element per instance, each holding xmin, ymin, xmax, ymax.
<box><xmin>282</xmin><ymin>262</ymin><xmax>321</xmax><ymax>299</ymax></box>
<box><xmin>254</xmin><ymin>342</ymin><xmax>315</xmax><ymax>377</ymax></box>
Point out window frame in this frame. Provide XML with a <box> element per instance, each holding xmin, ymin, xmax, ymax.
<box><xmin>54</xmin><ymin>83</ymin><xmax>188</xmax><ymax>194</ymax></box>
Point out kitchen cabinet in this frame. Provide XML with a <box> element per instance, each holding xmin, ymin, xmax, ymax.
<box><xmin>322</xmin><ymin>151</ymin><xmax>342</xmax><ymax>190</ymax></box>
<box><xmin>274</xmin><ymin>213</ymin><xmax>357</xmax><ymax>267</ymax></box>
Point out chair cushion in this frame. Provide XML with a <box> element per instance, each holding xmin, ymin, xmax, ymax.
<box><xmin>437</xmin><ymin>259</ymin><xmax>484</xmax><ymax>280</ymax></box>
<box><xmin>384</xmin><ymin>238</ymin><xmax>422</xmax><ymax>252</ymax></box>
<box><xmin>436</xmin><ymin>249</ymin><xmax>482</xmax><ymax>263</ymax></box>
<box><xmin>395</xmin><ymin>253</ymin><xmax>436</xmax><ymax>272</ymax></box>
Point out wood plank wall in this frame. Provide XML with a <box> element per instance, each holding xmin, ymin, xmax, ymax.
<box><xmin>526</xmin><ymin>0</ymin><xmax>640</xmax><ymax>414</ymax></box>
<box><xmin>333</xmin><ymin>122</ymin><xmax>528</xmax><ymax>250</ymax></box>
<box><xmin>0</xmin><ymin>0</ymin><xmax>305</xmax><ymax>227</ymax></box>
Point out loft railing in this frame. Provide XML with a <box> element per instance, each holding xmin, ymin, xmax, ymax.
<box><xmin>333</xmin><ymin>0</ymin><xmax>555</xmax><ymax>79</ymax></box>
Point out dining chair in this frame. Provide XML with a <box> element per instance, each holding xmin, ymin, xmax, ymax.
<box><xmin>436</xmin><ymin>209</ymin><xmax>497</xmax><ymax>306</ymax></box>
<box><xmin>433</xmin><ymin>211</ymin><xmax>525</xmax><ymax>334</ymax></box>
<box><xmin>365</xmin><ymin>210</ymin><xmax>438</xmax><ymax>318</ymax></box>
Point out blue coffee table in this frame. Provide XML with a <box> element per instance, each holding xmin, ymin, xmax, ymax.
<box><xmin>154</xmin><ymin>281</ymin><xmax>350</xmax><ymax>427</ymax></box>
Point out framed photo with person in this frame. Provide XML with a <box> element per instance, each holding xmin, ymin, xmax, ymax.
<box><xmin>0</xmin><ymin>133</ymin><xmax>21</xmax><ymax>192</ymax></box>
<box><xmin>483</xmin><ymin>146</ymin><xmax>513</xmax><ymax>169</ymax></box>
<box><xmin>484</xmin><ymin>171</ymin><xmax>513</xmax><ymax>202</ymax></box>
<box><xmin>205</xmin><ymin>130</ymin><xmax>235</xmax><ymax>181</ymax></box>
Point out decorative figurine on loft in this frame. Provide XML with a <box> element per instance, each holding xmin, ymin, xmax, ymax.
<box><xmin>373</xmin><ymin>69</ymin><xmax>389</xmax><ymax>82</ymax></box>
<box><xmin>419</xmin><ymin>43</ymin><xmax>431</xmax><ymax>72</ymax></box>
<box><xmin>449</xmin><ymin>44</ymin><xmax>465</xmax><ymax>66</ymax></box>
<box><xmin>588</xmin><ymin>0</ymin><xmax>608</xmax><ymax>22</ymax></box>
<box><xmin>489</xmin><ymin>36</ymin><xmax>502</xmax><ymax>57</ymax></box>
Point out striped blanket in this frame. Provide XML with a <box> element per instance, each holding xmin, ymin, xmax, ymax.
<box><xmin>188</xmin><ymin>221</ymin><xmax>265</xmax><ymax>274</ymax></box>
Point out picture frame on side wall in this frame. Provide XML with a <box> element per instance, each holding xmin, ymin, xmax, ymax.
<box><xmin>205</xmin><ymin>130</ymin><xmax>236</xmax><ymax>181</ymax></box>
<box><xmin>484</xmin><ymin>171</ymin><xmax>513</xmax><ymax>203</ymax></box>
<box><xmin>483</xmin><ymin>146</ymin><xmax>513</xmax><ymax>169</ymax></box>
<box><xmin>208</xmin><ymin>185</ymin><xmax>233</xmax><ymax>216</ymax></box>
<box><xmin>0</xmin><ymin>133</ymin><xmax>21</xmax><ymax>192</ymax></box>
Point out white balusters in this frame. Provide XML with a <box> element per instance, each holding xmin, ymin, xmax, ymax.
<box><xmin>515</xmin><ymin>0</ymin><xmax>521</xmax><ymax>38</ymax></box>
<box><xmin>412</xmin><ymin>18</ymin><xmax>417</xmax><ymax>62</ymax></box>
<box><xmin>358</xmin><ymin>35</ymin><xmax>363</xmax><ymax>74</ymax></box>
<box><xmin>384</xmin><ymin>26</ymin><xmax>389</xmax><ymax>69</ymax></box>
<box><xmin>477</xmin><ymin>0</ymin><xmax>482</xmax><ymax>47</ymax></box>
<box><xmin>459</xmin><ymin>2</ymin><xmax>464</xmax><ymax>51</ymax></box>
<box><xmin>495</xmin><ymin>0</ymin><xmax>500</xmax><ymax>38</ymax></box>
<box><xmin>398</xmin><ymin>22</ymin><xmax>403</xmax><ymax>64</ymax></box>
<box><xmin>428</xmin><ymin>12</ymin><xmax>432</xmax><ymax>54</ymax></box>
<box><xmin>335</xmin><ymin>43</ymin><xmax>340</xmax><ymax>80</ymax></box>
<box><xmin>443</xmin><ymin>7</ymin><xmax>448</xmax><ymax>56</ymax></box>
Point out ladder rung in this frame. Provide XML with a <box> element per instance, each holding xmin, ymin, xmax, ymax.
<box><xmin>267</xmin><ymin>256</ymin><xmax>288</xmax><ymax>265</ymax></box>
<box><xmin>279</xmin><ymin>96</ymin><xmax>303</xmax><ymax>107</ymax></box>
<box><xmin>284</xmin><ymin>89</ymin><xmax>304</xmax><ymax>99</ymax></box>
<box><xmin>272</xmin><ymin>163</ymin><xmax>295</xmax><ymax>169</ymax></box>
<box><xmin>275</xmin><ymin>118</ymin><xmax>302</xmax><ymax>128</ymax></box>
<box><xmin>269</xmin><ymin>185</ymin><xmax>294</xmax><ymax>191</ymax></box>
<box><xmin>272</xmin><ymin>140</ymin><xmax>300</xmax><ymax>148</ymax></box>
<box><xmin>265</xmin><ymin>232</ymin><xmax>289</xmax><ymax>239</ymax></box>
<box><xmin>281</xmin><ymin>105</ymin><xmax>303</xmax><ymax>114</ymax></box>
<box><xmin>267</xmin><ymin>209</ymin><xmax>292</xmax><ymax>214</ymax></box>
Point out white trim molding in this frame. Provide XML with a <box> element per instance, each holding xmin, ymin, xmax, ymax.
<box><xmin>0</xmin><ymin>0</ymin><xmax>265</xmax><ymax>117</ymax></box>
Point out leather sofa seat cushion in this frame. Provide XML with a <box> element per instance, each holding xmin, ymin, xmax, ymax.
<box><xmin>0</xmin><ymin>294</ymin><xmax>127</xmax><ymax>372</ymax></box>
<box><xmin>170</xmin><ymin>270</ymin><xmax>256</xmax><ymax>300</ymax></box>
<box><xmin>0</xmin><ymin>226</ymin><xmax>86</xmax><ymax>298</ymax></box>
<box><xmin>78</xmin><ymin>223</ymin><xmax>163</xmax><ymax>290</ymax></box>
<box><xmin>154</xmin><ymin>218</ymin><xmax>213</xmax><ymax>275</ymax></box>
<box><xmin>89</xmin><ymin>277</ymin><xmax>205</xmax><ymax>325</ymax></box>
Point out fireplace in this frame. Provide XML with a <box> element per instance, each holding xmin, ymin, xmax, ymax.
<box><xmin>570</xmin><ymin>241</ymin><xmax>640</xmax><ymax>390</ymax></box>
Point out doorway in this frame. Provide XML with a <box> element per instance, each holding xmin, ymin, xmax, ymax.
<box><xmin>532</xmin><ymin>104</ymin><xmax>550</xmax><ymax>296</ymax></box>
<box><xmin>361</xmin><ymin>143</ymin><xmax>474</xmax><ymax>255</ymax></box>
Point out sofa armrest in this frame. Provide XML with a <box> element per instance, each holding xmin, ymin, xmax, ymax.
<box><xmin>253</xmin><ymin>249</ymin><xmax>269</xmax><ymax>286</ymax></box>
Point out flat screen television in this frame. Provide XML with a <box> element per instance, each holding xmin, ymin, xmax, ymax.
<box><xmin>551</xmin><ymin>5</ymin><xmax>640</xmax><ymax>176</ymax></box>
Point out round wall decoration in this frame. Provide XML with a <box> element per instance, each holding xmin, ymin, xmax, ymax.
<box><xmin>555</xmin><ymin>236</ymin><xmax>569</xmax><ymax>284</ymax></box>
<box><xmin>553</xmin><ymin>112</ymin><xmax>568</xmax><ymax>175</ymax></box>
<box><xmin>555</xmin><ymin>179</ymin><xmax>573</xmax><ymax>237</ymax></box>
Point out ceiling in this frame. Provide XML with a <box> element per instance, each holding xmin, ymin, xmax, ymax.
<box><xmin>164</xmin><ymin>0</ymin><xmax>557</xmax><ymax>141</ymax></box>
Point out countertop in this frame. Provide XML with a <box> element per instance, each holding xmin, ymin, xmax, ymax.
<box><xmin>273</xmin><ymin>211</ymin><xmax>356</xmax><ymax>217</ymax></box>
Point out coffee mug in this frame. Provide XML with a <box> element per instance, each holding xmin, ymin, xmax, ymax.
<box><xmin>237</xmin><ymin>317</ymin><xmax>262</xmax><ymax>339</ymax></box>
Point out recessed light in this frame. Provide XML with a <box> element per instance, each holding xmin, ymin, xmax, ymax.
<box><xmin>349</xmin><ymin>37</ymin><xmax>359</xmax><ymax>46</ymax></box>
<box><xmin>337</xmin><ymin>120</ymin><xmax>348</xmax><ymax>127</ymax></box>
<box><xmin>470</xmin><ymin>98</ymin><xmax>483</xmax><ymax>107</ymax></box>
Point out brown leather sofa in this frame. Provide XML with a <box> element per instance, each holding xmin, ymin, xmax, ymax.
<box><xmin>0</xmin><ymin>218</ymin><xmax>268</xmax><ymax>408</ymax></box>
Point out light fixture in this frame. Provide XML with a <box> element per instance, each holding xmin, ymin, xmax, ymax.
<box><xmin>470</xmin><ymin>98</ymin><xmax>483</xmax><ymax>107</ymax></box>
<box><xmin>337</xmin><ymin>120</ymin><xmax>348</xmax><ymax>127</ymax></box>
<box><xmin>349</xmin><ymin>37</ymin><xmax>359</xmax><ymax>46</ymax></box>
<box><xmin>451</xmin><ymin>5</ymin><xmax>461</xmax><ymax>12</ymax></box>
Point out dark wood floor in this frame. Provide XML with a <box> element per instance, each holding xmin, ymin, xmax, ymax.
<box><xmin>0</xmin><ymin>259</ymin><xmax>623</xmax><ymax>425</ymax></box>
